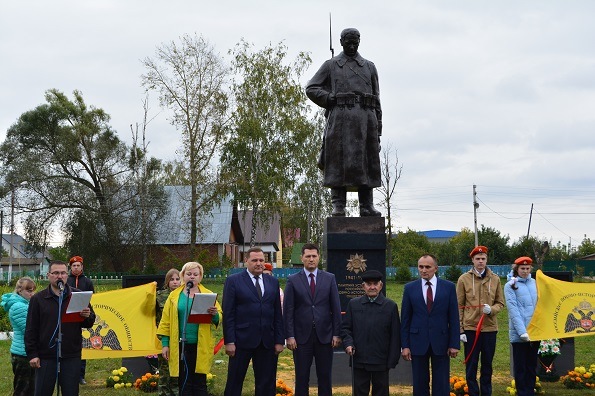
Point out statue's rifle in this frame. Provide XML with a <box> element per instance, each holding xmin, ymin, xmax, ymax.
<box><xmin>329</xmin><ymin>12</ymin><xmax>334</xmax><ymax>58</ymax></box>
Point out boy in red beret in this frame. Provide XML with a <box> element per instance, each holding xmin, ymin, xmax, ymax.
<box><xmin>456</xmin><ymin>246</ymin><xmax>505</xmax><ymax>396</ymax></box>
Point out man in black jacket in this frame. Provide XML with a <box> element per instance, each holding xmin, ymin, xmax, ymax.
<box><xmin>341</xmin><ymin>270</ymin><xmax>401</xmax><ymax>396</ymax></box>
<box><xmin>26</xmin><ymin>262</ymin><xmax>95</xmax><ymax>396</ymax></box>
<box><xmin>66</xmin><ymin>255</ymin><xmax>94</xmax><ymax>385</ymax></box>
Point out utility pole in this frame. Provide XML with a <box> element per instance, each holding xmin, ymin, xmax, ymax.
<box><xmin>473</xmin><ymin>185</ymin><xmax>479</xmax><ymax>247</ymax></box>
<box><xmin>526</xmin><ymin>203</ymin><xmax>533</xmax><ymax>239</ymax></box>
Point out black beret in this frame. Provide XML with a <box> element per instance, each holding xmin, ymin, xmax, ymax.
<box><xmin>361</xmin><ymin>270</ymin><xmax>383</xmax><ymax>282</ymax></box>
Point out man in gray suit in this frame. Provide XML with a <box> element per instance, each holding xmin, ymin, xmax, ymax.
<box><xmin>284</xmin><ymin>243</ymin><xmax>342</xmax><ymax>396</ymax></box>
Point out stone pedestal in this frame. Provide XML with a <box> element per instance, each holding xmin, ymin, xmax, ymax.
<box><xmin>324</xmin><ymin>217</ymin><xmax>387</xmax><ymax>311</ymax></box>
<box><xmin>309</xmin><ymin>217</ymin><xmax>412</xmax><ymax>385</ymax></box>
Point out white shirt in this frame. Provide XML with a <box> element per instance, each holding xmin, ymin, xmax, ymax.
<box><xmin>247</xmin><ymin>270</ymin><xmax>264</xmax><ymax>295</ymax></box>
<box><xmin>422</xmin><ymin>276</ymin><xmax>437</xmax><ymax>304</ymax></box>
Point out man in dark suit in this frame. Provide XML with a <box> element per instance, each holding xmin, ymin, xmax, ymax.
<box><xmin>283</xmin><ymin>243</ymin><xmax>342</xmax><ymax>396</ymax></box>
<box><xmin>401</xmin><ymin>254</ymin><xmax>460</xmax><ymax>396</ymax></box>
<box><xmin>222</xmin><ymin>247</ymin><xmax>284</xmax><ymax>396</ymax></box>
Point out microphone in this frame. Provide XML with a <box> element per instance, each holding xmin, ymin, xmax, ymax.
<box><xmin>186</xmin><ymin>281</ymin><xmax>194</xmax><ymax>290</ymax></box>
<box><xmin>57</xmin><ymin>280</ymin><xmax>65</xmax><ymax>292</ymax></box>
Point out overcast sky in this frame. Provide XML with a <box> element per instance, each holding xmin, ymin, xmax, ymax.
<box><xmin>2</xmin><ymin>1</ymin><xmax>595</xmax><ymax>249</ymax></box>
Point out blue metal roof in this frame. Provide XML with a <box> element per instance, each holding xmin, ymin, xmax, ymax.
<box><xmin>419</xmin><ymin>230</ymin><xmax>459</xmax><ymax>239</ymax></box>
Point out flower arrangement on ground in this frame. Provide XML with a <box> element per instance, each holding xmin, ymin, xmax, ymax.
<box><xmin>449</xmin><ymin>375</ymin><xmax>468</xmax><ymax>396</ymax></box>
<box><xmin>207</xmin><ymin>373</ymin><xmax>216</xmax><ymax>394</ymax></box>
<box><xmin>134</xmin><ymin>372</ymin><xmax>160</xmax><ymax>392</ymax></box>
<box><xmin>275</xmin><ymin>378</ymin><xmax>293</xmax><ymax>396</ymax></box>
<box><xmin>538</xmin><ymin>339</ymin><xmax>561</xmax><ymax>356</ymax></box>
<box><xmin>559</xmin><ymin>364</ymin><xmax>595</xmax><ymax>389</ymax></box>
<box><xmin>105</xmin><ymin>366</ymin><xmax>133</xmax><ymax>389</ymax></box>
<box><xmin>505</xmin><ymin>377</ymin><xmax>545</xmax><ymax>395</ymax></box>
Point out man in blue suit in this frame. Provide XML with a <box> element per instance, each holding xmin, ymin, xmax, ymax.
<box><xmin>401</xmin><ymin>254</ymin><xmax>460</xmax><ymax>396</ymax></box>
<box><xmin>284</xmin><ymin>243</ymin><xmax>342</xmax><ymax>396</ymax></box>
<box><xmin>222</xmin><ymin>247</ymin><xmax>284</xmax><ymax>396</ymax></box>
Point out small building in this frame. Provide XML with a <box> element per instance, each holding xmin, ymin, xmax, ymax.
<box><xmin>237</xmin><ymin>210</ymin><xmax>282</xmax><ymax>268</ymax></box>
<box><xmin>418</xmin><ymin>230</ymin><xmax>459</xmax><ymax>244</ymax></box>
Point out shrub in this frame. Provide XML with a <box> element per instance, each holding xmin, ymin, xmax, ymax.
<box><xmin>444</xmin><ymin>264</ymin><xmax>463</xmax><ymax>282</ymax></box>
<box><xmin>105</xmin><ymin>366</ymin><xmax>133</xmax><ymax>389</ymax></box>
<box><xmin>559</xmin><ymin>364</ymin><xmax>595</xmax><ymax>389</ymax></box>
<box><xmin>394</xmin><ymin>264</ymin><xmax>412</xmax><ymax>283</ymax></box>
<box><xmin>134</xmin><ymin>372</ymin><xmax>159</xmax><ymax>392</ymax></box>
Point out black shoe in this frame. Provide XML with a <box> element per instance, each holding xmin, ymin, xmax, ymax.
<box><xmin>80</xmin><ymin>379</ymin><xmax>87</xmax><ymax>385</ymax></box>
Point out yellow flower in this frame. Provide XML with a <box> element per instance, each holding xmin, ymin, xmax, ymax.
<box><xmin>112</xmin><ymin>369</ymin><xmax>119</xmax><ymax>375</ymax></box>
<box><xmin>120</xmin><ymin>367</ymin><xmax>128</xmax><ymax>373</ymax></box>
<box><xmin>113</xmin><ymin>376</ymin><xmax>120</xmax><ymax>382</ymax></box>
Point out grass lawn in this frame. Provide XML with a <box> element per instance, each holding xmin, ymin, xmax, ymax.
<box><xmin>1</xmin><ymin>278</ymin><xmax>594</xmax><ymax>395</ymax></box>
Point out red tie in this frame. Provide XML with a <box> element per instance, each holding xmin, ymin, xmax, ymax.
<box><xmin>309</xmin><ymin>273</ymin><xmax>316</xmax><ymax>298</ymax></box>
<box><xmin>426</xmin><ymin>281</ymin><xmax>433</xmax><ymax>312</ymax></box>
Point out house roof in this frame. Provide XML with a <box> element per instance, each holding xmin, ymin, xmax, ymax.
<box><xmin>238</xmin><ymin>210</ymin><xmax>280</xmax><ymax>249</ymax></box>
<box><xmin>153</xmin><ymin>186</ymin><xmax>240</xmax><ymax>245</ymax></box>
<box><xmin>419</xmin><ymin>230</ymin><xmax>459</xmax><ymax>239</ymax></box>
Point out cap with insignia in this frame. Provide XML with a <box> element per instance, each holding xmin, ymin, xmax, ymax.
<box><xmin>514</xmin><ymin>256</ymin><xmax>533</xmax><ymax>265</ymax></box>
<box><xmin>469</xmin><ymin>245</ymin><xmax>488</xmax><ymax>258</ymax></box>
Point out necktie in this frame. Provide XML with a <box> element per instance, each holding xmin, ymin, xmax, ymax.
<box><xmin>255</xmin><ymin>276</ymin><xmax>262</xmax><ymax>299</ymax></box>
<box><xmin>426</xmin><ymin>281</ymin><xmax>433</xmax><ymax>312</ymax></box>
<box><xmin>309</xmin><ymin>273</ymin><xmax>316</xmax><ymax>298</ymax></box>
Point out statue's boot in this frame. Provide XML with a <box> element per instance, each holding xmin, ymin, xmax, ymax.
<box><xmin>331</xmin><ymin>188</ymin><xmax>346</xmax><ymax>217</ymax></box>
<box><xmin>359</xmin><ymin>188</ymin><xmax>381</xmax><ymax>217</ymax></box>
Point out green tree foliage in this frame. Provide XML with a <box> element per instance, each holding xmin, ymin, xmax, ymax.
<box><xmin>391</xmin><ymin>229</ymin><xmax>432</xmax><ymax>267</ymax></box>
<box><xmin>0</xmin><ymin>90</ymin><xmax>165</xmax><ymax>271</ymax></box>
<box><xmin>142</xmin><ymin>33</ymin><xmax>229</xmax><ymax>249</ymax></box>
<box><xmin>575</xmin><ymin>237</ymin><xmax>595</xmax><ymax>258</ymax></box>
<box><xmin>220</xmin><ymin>40</ymin><xmax>315</xmax><ymax>245</ymax></box>
<box><xmin>281</xmin><ymin>113</ymin><xmax>331</xmax><ymax>247</ymax></box>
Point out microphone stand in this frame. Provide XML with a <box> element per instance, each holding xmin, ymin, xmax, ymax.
<box><xmin>179</xmin><ymin>283</ymin><xmax>192</xmax><ymax>396</ymax></box>
<box><xmin>55</xmin><ymin>284</ymin><xmax>65</xmax><ymax>396</ymax></box>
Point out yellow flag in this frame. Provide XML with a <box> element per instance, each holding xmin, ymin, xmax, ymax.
<box><xmin>528</xmin><ymin>270</ymin><xmax>595</xmax><ymax>340</ymax></box>
<box><xmin>82</xmin><ymin>282</ymin><xmax>161</xmax><ymax>359</ymax></box>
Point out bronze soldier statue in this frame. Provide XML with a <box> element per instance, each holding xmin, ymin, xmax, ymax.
<box><xmin>306</xmin><ymin>28</ymin><xmax>382</xmax><ymax>217</ymax></box>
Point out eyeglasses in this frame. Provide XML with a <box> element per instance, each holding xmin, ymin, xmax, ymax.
<box><xmin>49</xmin><ymin>271</ymin><xmax>68</xmax><ymax>276</ymax></box>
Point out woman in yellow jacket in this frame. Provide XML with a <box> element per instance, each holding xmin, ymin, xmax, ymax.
<box><xmin>157</xmin><ymin>262</ymin><xmax>222</xmax><ymax>396</ymax></box>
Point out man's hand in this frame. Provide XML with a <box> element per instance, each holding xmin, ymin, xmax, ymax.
<box><xmin>448</xmin><ymin>348</ymin><xmax>459</xmax><ymax>358</ymax></box>
<box><xmin>162</xmin><ymin>346</ymin><xmax>170</xmax><ymax>360</ymax></box>
<box><xmin>482</xmin><ymin>304</ymin><xmax>492</xmax><ymax>315</ymax></box>
<box><xmin>460</xmin><ymin>334</ymin><xmax>468</xmax><ymax>343</ymax></box>
<box><xmin>286</xmin><ymin>337</ymin><xmax>297</xmax><ymax>351</ymax></box>
<box><xmin>401</xmin><ymin>347</ymin><xmax>412</xmax><ymax>361</ymax></box>
<box><xmin>225</xmin><ymin>343</ymin><xmax>236</xmax><ymax>357</ymax></box>
<box><xmin>80</xmin><ymin>307</ymin><xmax>91</xmax><ymax>318</ymax></box>
<box><xmin>332</xmin><ymin>336</ymin><xmax>341</xmax><ymax>348</ymax></box>
<box><xmin>29</xmin><ymin>357</ymin><xmax>40</xmax><ymax>368</ymax></box>
<box><xmin>274</xmin><ymin>344</ymin><xmax>284</xmax><ymax>355</ymax></box>
<box><xmin>345</xmin><ymin>346</ymin><xmax>355</xmax><ymax>356</ymax></box>
<box><xmin>520</xmin><ymin>333</ymin><xmax>530</xmax><ymax>342</ymax></box>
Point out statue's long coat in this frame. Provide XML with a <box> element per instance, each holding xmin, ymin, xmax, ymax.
<box><xmin>306</xmin><ymin>51</ymin><xmax>382</xmax><ymax>190</ymax></box>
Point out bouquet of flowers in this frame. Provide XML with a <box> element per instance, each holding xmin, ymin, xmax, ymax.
<box><xmin>275</xmin><ymin>378</ymin><xmax>293</xmax><ymax>396</ymax></box>
<box><xmin>134</xmin><ymin>372</ymin><xmax>160</xmax><ymax>392</ymax></box>
<box><xmin>559</xmin><ymin>364</ymin><xmax>595</xmax><ymax>389</ymax></box>
<box><xmin>449</xmin><ymin>375</ymin><xmax>468</xmax><ymax>396</ymax></box>
<box><xmin>538</xmin><ymin>339</ymin><xmax>561</xmax><ymax>356</ymax></box>
<box><xmin>105</xmin><ymin>366</ymin><xmax>133</xmax><ymax>389</ymax></box>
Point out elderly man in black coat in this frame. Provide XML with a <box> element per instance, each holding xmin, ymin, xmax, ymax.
<box><xmin>341</xmin><ymin>270</ymin><xmax>401</xmax><ymax>396</ymax></box>
<box><xmin>306</xmin><ymin>27</ymin><xmax>383</xmax><ymax>217</ymax></box>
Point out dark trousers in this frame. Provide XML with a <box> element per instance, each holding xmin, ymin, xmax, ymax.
<box><xmin>12</xmin><ymin>353</ymin><xmax>36</xmax><ymax>396</ymax></box>
<box><xmin>411</xmin><ymin>345</ymin><xmax>450</xmax><ymax>396</ymax></box>
<box><xmin>178</xmin><ymin>343</ymin><xmax>208</xmax><ymax>396</ymax></box>
<box><xmin>34</xmin><ymin>357</ymin><xmax>81</xmax><ymax>396</ymax></box>
<box><xmin>293</xmin><ymin>331</ymin><xmax>333</xmax><ymax>396</ymax></box>
<box><xmin>353</xmin><ymin>367</ymin><xmax>389</xmax><ymax>396</ymax></box>
<box><xmin>464</xmin><ymin>330</ymin><xmax>497</xmax><ymax>396</ymax></box>
<box><xmin>79</xmin><ymin>360</ymin><xmax>86</xmax><ymax>380</ymax></box>
<box><xmin>512</xmin><ymin>342</ymin><xmax>539</xmax><ymax>396</ymax></box>
<box><xmin>224</xmin><ymin>342</ymin><xmax>278</xmax><ymax>396</ymax></box>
